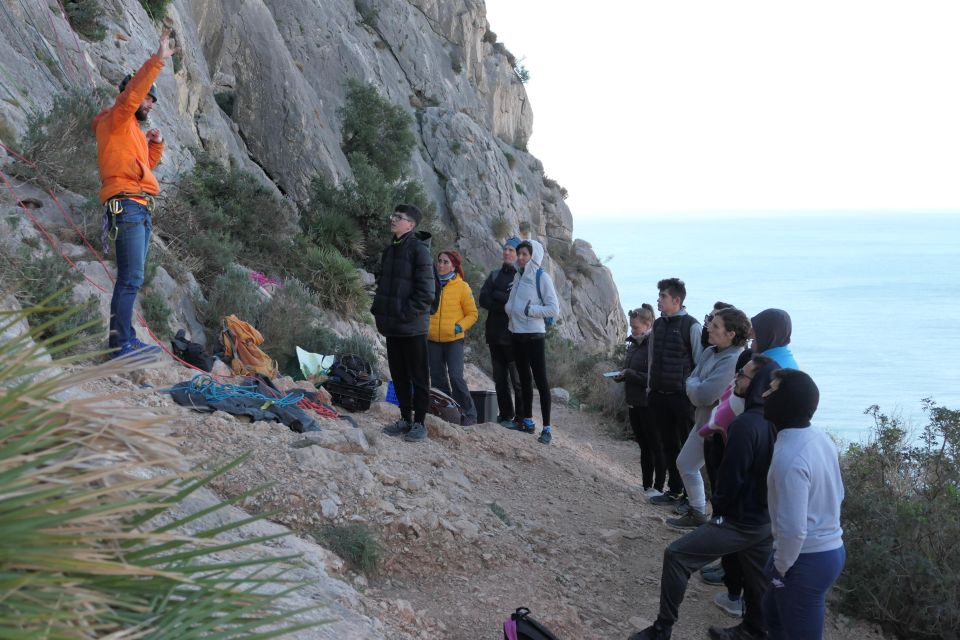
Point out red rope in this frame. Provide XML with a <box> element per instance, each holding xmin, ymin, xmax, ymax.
<box><xmin>43</xmin><ymin>1</ymin><xmax>78</xmax><ymax>87</ymax></box>
<box><xmin>53</xmin><ymin>0</ymin><xmax>97</xmax><ymax>89</ymax></box>
<box><xmin>296</xmin><ymin>396</ymin><xmax>340</xmax><ymax>420</ymax></box>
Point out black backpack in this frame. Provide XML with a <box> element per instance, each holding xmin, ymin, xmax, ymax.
<box><xmin>503</xmin><ymin>607</ymin><xmax>561</xmax><ymax>639</ymax></box>
<box><xmin>329</xmin><ymin>354</ymin><xmax>380</xmax><ymax>389</ymax></box>
<box><xmin>171</xmin><ymin>329</ymin><xmax>214</xmax><ymax>372</ymax></box>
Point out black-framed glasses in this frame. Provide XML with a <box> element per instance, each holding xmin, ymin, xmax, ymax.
<box><xmin>735</xmin><ymin>368</ymin><xmax>753</xmax><ymax>380</ymax></box>
<box><xmin>390</xmin><ymin>213</ymin><xmax>412</xmax><ymax>222</ymax></box>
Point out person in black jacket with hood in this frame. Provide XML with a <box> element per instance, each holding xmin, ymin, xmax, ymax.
<box><xmin>628</xmin><ymin>354</ymin><xmax>780</xmax><ymax>640</ymax></box>
<box><xmin>478</xmin><ymin>237</ymin><xmax>523</xmax><ymax>428</ymax></box>
<box><xmin>371</xmin><ymin>204</ymin><xmax>437</xmax><ymax>443</ymax></box>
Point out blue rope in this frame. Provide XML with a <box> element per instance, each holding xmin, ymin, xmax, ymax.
<box><xmin>166</xmin><ymin>374</ymin><xmax>304</xmax><ymax>407</ymax></box>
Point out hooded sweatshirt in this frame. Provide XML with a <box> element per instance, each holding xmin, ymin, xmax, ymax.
<box><xmin>685</xmin><ymin>343</ymin><xmax>743</xmax><ymax>428</ymax></box>
<box><xmin>765</xmin><ymin>371</ymin><xmax>845</xmax><ymax>576</ymax></box>
<box><xmin>751</xmin><ymin>308</ymin><xmax>799</xmax><ymax>369</ymax></box>
<box><xmin>710</xmin><ymin>361</ymin><xmax>780</xmax><ymax>526</ymax></box>
<box><xmin>504</xmin><ymin>240</ymin><xmax>560</xmax><ymax>334</ymax></box>
<box><xmin>92</xmin><ymin>55</ymin><xmax>165</xmax><ymax>204</ymax></box>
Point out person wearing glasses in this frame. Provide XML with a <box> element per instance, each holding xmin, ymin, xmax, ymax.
<box><xmin>615</xmin><ymin>303</ymin><xmax>666</xmax><ymax>496</ymax></box>
<box><xmin>504</xmin><ymin>239</ymin><xmax>560</xmax><ymax>444</ymax></box>
<box><xmin>372</xmin><ymin>204</ymin><xmax>437</xmax><ymax>443</ymax></box>
<box><xmin>428</xmin><ymin>250</ymin><xmax>479</xmax><ymax>425</ymax></box>
<box><xmin>629</xmin><ymin>354</ymin><xmax>780</xmax><ymax>640</ymax></box>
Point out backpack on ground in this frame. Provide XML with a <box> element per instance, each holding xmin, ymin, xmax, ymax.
<box><xmin>428</xmin><ymin>387</ymin><xmax>463</xmax><ymax>424</ymax></box>
<box><xmin>171</xmin><ymin>329</ymin><xmax>213</xmax><ymax>371</ymax></box>
<box><xmin>503</xmin><ymin>607</ymin><xmax>561</xmax><ymax>640</ymax></box>
<box><xmin>220</xmin><ymin>315</ymin><xmax>278</xmax><ymax>378</ymax></box>
<box><xmin>323</xmin><ymin>353</ymin><xmax>381</xmax><ymax>412</ymax></box>
<box><xmin>534</xmin><ymin>268</ymin><xmax>556</xmax><ymax>329</ymax></box>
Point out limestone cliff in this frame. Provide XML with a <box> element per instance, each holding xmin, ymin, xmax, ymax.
<box><xmin>0</xmin><ymin>0</ymin><xmax>626</xmax><ymax>348</ymax></box>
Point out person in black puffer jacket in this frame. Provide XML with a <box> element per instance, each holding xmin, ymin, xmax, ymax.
<box><xmin>614</xmin><ymin>303</ymin><xmax>665</xmax><ymax>496</ymax></box>
<box><xmin>478</xmin><ymin>237</ymin><xmax>522</xmax><ymax>428</ymax></box>
<box><xmin>371</xmin><ymin>204</ymin><xmax>437</xmax><ymax>443</ymax></box>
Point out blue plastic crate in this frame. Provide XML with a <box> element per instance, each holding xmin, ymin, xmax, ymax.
<box><xmin>385</xmin><ymin>381</ymin><xmax>399</xmax><ymax>405</ymax></box>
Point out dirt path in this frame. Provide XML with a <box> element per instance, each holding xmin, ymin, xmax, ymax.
<box><xmin>89</xmin><ymin>364</ymin><xmax>884</xmax><ymax>640</ymax></box>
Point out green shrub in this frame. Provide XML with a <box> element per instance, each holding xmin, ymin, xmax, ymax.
<box><xmin>315</xmin><ymin>523</ymin><xmax>381</xmax><ymax>577</ymax></box>
<box><xmin>489</xmin><ymin>502</ymin><xmax>511</xmax><ymax>526</ymax></box>
<box><xmin>140</xmin><ymin>289</ymin><xmax>171</xmax><ymax>339</ymax></box>
<box><xmin>197</xmin><ymin>268</ymin><xmax>263</xmax><ymax>343</ymax></box>
<box><xmin>64</xmin><ymin>0</ymin><xmax>106</xmax><ymax>41</ymax></box>
<box><xmin>11</xmin><ymin>89</ymin><xmax>108</xmax><ymax>196</ymax></box>
<box><xmin>214</xmin><ymin>91</ymin><xmax>236</xmax><ymax>117</ymax></box>
<box><xmin>491</xmin><ymin>217</ymin><xmax>511</xmax><ymax>240</ymax></box>
<box><xmin>257</xmin><ymin>277</ymin><xmax>321</xmax><ymax>374</ymax></box>
<box><xmin>837</xmin><ymin>401</ymin><xmax>960</xmax><ymax>639</ymax></box>
<box><xmin>354</xmin><ymin>0</ymin><xmax>378</xmax><ymax>28</ymax></box>
<box><xmin>158</xmin><ymin>154</ymin><xmax>297</xmax><ymax>286</ymax></box>
<box><xmin>338</xmin><ymin>80</ymin><xmax>415</xmax><ymax>183</ymax></box>
<box><xmin>336</xmin><ymin>333</ymin><xmax>377</xmax><ymax>365</ymax></box>
<box><xmin>545</xmin><ymin>335</ymin><xmax>604</xmax><ymax>403</ymax></box>
<box><xmin>139</xmin><ymin>0</ymin><xmax>170</xmax><ymax>20</ymax></box>
<box><xmin>288</xmin><ymin>243</ymin><xmax>369</xmax><ymax>318</ymax></box>
<box><xmin>3</xmin><ymin>249</ymin><xmax>105</xmax><ymax>353</ymax></box>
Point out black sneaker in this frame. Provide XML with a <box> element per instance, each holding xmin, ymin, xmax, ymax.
<box><xmin>537</xmin><ymin>429</ymin><xmax>552</xmax><ymax>444</ymax></box>
<box><xmin>650</xmin><ymin>492</ymin><xmax>683</xmax><ymax>506</ymax></box>
<box><xmin>666</xmin><ymin>510</ymin><xmax>710</xmax><ymax>530</ymax></box>
<box><xmin>628</xmin><ymin>620</ymin><xmax>672</xmax><ymax>640</ymax></box>
<box><xmin>383</xmin><ymin>418</ymin><xmax>412</xmax><ymax>437</ymax></box>
<box><xmin>701</xmin><ymin>565</ymin><xmax>726</xmax><ymax>585</ymax></box>
<box><xmin>404</xmin><ymin>421</ymin><xmax>427</xmax><ymax>442</ymax></box>
<box><xmin>673</xmin><ymin>497</ymin><xmax>690</xmax><ymax>515</ymax></box>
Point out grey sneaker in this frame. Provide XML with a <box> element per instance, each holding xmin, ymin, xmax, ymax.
<box><xmin>666</xmin><ymin>509</ymin><xmax>710</xmax><ymax>530</ymax></box>
<box><xmin>674</xmin><ymin>498</ymin><xmax>690</xmax><ymax>515</ymax></box>
<box><xmin>537</xmin><ymin>429</ymin><xmax>552</xmax><ymax>444</ymax></box>
<box><xmin>404</xmin><ymin>421</ymin><xmax>427</xmax><ymax>442</ymax></box>
<box><xmin>650</xmin><ymin>492</ymin><xmax>684</xmax><ymax>506</ymax></box>
<box><xmin>383</xmin><ymin>418</ymin><xmax>412</xmax><ymax>437</ymax></box>
<box><xmin>713</xmin><ymin>592</ymin><xmax>745</xmax><ymax>618</ymax></box>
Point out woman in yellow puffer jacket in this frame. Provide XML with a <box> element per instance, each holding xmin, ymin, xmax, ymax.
<box><xmin>428</xmin><ymin>250</ymin><xmax>479</xmax><ymax>425</ymax></box>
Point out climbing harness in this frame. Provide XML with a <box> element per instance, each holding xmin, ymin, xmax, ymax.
<box><xmin>102</xmin><ymin>193</ymin><xmax>157</xmax><ymax>252</ymax></box>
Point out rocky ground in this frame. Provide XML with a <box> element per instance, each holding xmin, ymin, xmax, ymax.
<box><xmin>84</xmin><ymin>360</ymin><xmax>888</xmax><ymax>640</ymax></box>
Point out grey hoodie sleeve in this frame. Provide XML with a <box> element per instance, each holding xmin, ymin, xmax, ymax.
<box><xmin>524</xmin><ymin>269</ymin><xmax>560</xmax><ymax>319</ymax></box>
<box><xmin>691</xmin><ymin>322</ymin><xmax>705</xmax><ymax>364</ymax></box>
<box><xmin>686</xmin><ymin>348</ymin><xmax>740</xmax><ymax>408</ymax></box>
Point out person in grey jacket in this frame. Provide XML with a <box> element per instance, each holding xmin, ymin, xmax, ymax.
<box><xmin>761</xmin><ymin>369</ymin><xmax>845</xmax><ymax>640</ymax></box>
<box><xmin>504</xmin><ymin>239</ymin><xmax>560</xmax><ymax>444</ymax></box>
<box><xmin>667</xmin><ymin>307</ymin><xmax>751</xmax><ymax>529</ymax></box>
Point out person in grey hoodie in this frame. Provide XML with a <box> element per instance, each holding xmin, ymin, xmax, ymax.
<box><xmin>504</xmin><ymin>239</ymin><xmax>560</xmax><ymax>444</ymax></box>
<box><xmin>667</xmin><ymin>307</ymin><xmax>751</xmax><ymax>530</ymax></box>
<box><xmin>761</xmin><ymin>369</ymin><xmax>845</xmax><ymax>640</ymax></box>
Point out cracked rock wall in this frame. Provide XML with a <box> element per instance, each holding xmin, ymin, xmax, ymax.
<box><xmin>0</xmin><ymin>0</ymin><xmax>625</xmax><ymax>349</ymax></box>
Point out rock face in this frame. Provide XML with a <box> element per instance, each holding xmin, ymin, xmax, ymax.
<box><xmin>0</xmin><ymin>0</ymin><xmax>625</xmax><ymax>348</ymax></box>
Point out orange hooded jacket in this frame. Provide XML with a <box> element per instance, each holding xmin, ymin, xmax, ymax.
<box><xmin>92</xmin><ymin>55</ymin><xmax>166</xmax><ymax>204</ymax></box>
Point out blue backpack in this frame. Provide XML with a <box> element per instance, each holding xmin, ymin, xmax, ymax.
<box><xmin>535</xmin><ymin>268</ymin><xmax>556</xmax><ymax>329</ymax></box>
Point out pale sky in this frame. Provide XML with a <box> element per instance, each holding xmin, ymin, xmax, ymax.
<box><xmin>483</xmin><ymin>1</ymin><xmax>960</xmax><ymax>217</ymax></box>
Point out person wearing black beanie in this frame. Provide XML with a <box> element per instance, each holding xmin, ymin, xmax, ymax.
<box><xmin>761</xmin><ymin>369</ymin><xmax>845</xmax><ymax>640</ymax></box>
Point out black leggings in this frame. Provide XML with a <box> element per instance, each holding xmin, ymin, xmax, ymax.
<box><xmin>512</xmin><ymin>334</ymin><xmax>551</xmax><ymax>425</ymax></box>
<box><xmin>629</xmin><ymin>405</ymin><xmax>665</xmax><ymax>491</ymax></box>
<box><xmin>386</xmin><ymin>335</ymin><xmax>430</xmax><ymax>424</ymax></box>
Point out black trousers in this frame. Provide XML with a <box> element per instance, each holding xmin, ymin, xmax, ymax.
<box><xmin>649</xmin><ymin>391</ymin><xmax>694</xmax><ymax>495</ymax></box>
<box><xmin>657</xmin><ymin>517</ymin><xmax>772</xmax><ymax>635</ymax></box>
<box><xmin>512</xmin><ymin>334</ymin><xmax>551</xmax><ymax>426</ymax></box>
<box><xmin>489</xmin><ymin>343</ymin><xmax>522</xmax><ymax>421</ymax></box>
<box><xmin>386</xmin><ymin>335</ymin><xmax>430</xmax><ymax>424</ymax></box>
<box><xmin>704</xmin><ymin>434</ymin><xmax>744</xmax><ymax>597</ymax></box>
<box><xmin>629</xmin><ymin>405</ymin><xmax>665</xmax><ymax>491</ymax></box>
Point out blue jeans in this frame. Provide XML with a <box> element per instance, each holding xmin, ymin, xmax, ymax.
<box><xmin>108</xmin><ymin>200</ymin><xmax>152</xmax><ymax>348</ymax></box>
<box><xmin>762</xmin><ymin>545</ymin><xmax>846</xmax><ymax>640</ymax></box>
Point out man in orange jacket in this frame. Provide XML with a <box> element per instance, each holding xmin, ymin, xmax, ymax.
<box><xmin>93</xmin><ymin>28</ymin><xmax>178</xmax><ymax>359</ymax></box>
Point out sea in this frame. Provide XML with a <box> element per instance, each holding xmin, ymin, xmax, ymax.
<box><xmin>576</xmin><ymin>212</ymin><xmax>960</xmax><ymax>445</ymax></box>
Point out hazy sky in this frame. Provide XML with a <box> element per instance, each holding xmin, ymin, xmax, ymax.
<box><xmin>483</xmin><ymin>1</ymin><xmax>960</xmax><ymax>217</ymax></box>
